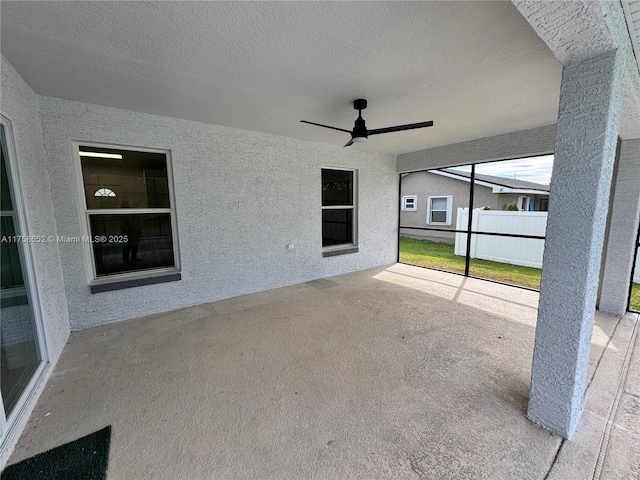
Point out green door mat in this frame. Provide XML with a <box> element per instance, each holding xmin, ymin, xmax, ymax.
<box><xmin>1</xmin><ymin>426</ymin><xmax>111</xmax><ymax>480</ymax></box>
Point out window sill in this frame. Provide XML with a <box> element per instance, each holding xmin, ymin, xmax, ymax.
<box><xmin>322</xmin><ymin>246</ymin><xmax>359</xmax><ymax>257</ymax></box>
<box><xmin>90</xmin><ymin>272</ymin><xmax>181</xmax><ymax>293</ymax></box>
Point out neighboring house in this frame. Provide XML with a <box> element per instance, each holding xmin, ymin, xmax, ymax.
<box><xmin>400</xmin><ymin>169</ymin><xmax>550</xmax><ymax>243</ymax></box>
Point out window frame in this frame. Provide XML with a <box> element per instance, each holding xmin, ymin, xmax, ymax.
<box><xmin>402</xmin><ymin>195</ymin><xmax>417</xmax><ymax>211</ymax></box>
<box><xmin>426</xmin><ymin>195</ymin><xmax>453</xmax><ymax>226</ymax></box>
<box><xmin>72</xmin><ymin>141</ymin><xmax>181</xmax><ymax>286</ymax></box>
<box><xmin>321</xmin><ymin>167</ymin><xmax>358</xmax><ymax>253</ymax></box>
<box><xmin>0</xmin><ymin>112</ymin><xmax>49</xmax><ymax>439</ymax></box>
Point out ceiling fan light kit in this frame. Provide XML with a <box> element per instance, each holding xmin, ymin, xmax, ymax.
<box><xmin>301</xmin><ymin>99</ymin><xmax>433</xmax><ymax>148</ymax></box>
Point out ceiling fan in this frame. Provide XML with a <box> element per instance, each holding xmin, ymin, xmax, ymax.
<box><xmin>301</xmin><ymin>99</ymin><xmax>433</xmax><ymax>147</ymax></box>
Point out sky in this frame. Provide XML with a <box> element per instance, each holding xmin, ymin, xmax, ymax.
<box><xmin>450</xmin><ymin>154</ymin><xmax>554</xmax><ymax>186</ymax></box>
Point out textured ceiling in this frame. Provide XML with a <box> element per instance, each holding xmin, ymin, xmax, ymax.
<box><xmin>0</xmin><ymin>1</ymin><xmax>562</xmax><ymax>155</ymax></box>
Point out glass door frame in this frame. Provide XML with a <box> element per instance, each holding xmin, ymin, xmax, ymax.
<box><xmin>0</xmin><ymin>112</ymin><xmax>49</xmax><ymax>445</ymax></box>
<box><xmin>628</xmin><ymin>218</ymin><xmax>640</xmax><ymax>313</ymax></box>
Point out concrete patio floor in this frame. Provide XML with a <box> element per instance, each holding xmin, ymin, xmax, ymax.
<box><xmin>5</xmin><ymin>263</ymin><xmax>639</xmax><ymax>479</ymax></box>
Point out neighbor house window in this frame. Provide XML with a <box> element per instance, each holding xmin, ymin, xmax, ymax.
<box><xmin>402</xmin><ymin>195</ymin><xmax>417</xmax><ymax>211</ymax></box>
<box><xmin>518</xmin><ymin>195</ymin><xmax>532</xmax><ymax>211</ymax></box>
<box><xmin>322</xmin><ymin>168</ymin><xmax>357</xmax><ymax>248</ymax></box>
<box><xmin>538</xmin><ymin>198</ymin><xmax>549</xmax><ymax>212</ymax></box>
<box><xmin>77</xmin><ymin>144</ymin><xmax>179</xmax><ymax>281</ymax></box>
<box><xmin>427</xmin><ymin>196</ymin><xmax>452</xmax><ymax>225</ymax></box>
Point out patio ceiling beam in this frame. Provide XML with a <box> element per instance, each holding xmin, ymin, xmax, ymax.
<box><xmin>396</xmin><ymin>125</ymin><xmax>556</xmax><ymax>173</ymax></box>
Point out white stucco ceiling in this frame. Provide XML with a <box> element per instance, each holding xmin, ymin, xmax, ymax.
<box><xmin>0</xmin><ymin>1</ymin><xmax>562</xmax><ymax>155</ymax></box>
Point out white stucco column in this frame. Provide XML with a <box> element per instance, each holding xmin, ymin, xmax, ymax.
<box><xmin>599</xmin><ymin>139</ymin><xmax>640</xmax><ymax>316</ymax></box>
<box><xmin>528</xmin><ymin>51</ymin><xmax>624</xmax><ymax>439</ymax></box>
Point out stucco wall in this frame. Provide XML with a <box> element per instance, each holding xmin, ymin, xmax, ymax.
<box><xmin>1</xmin><ymin>57</ymin><xmax>70</xmax><ymax>361</ymax></box>
<box><xmin>0</xmin><ymin>56</ymin><xmax>71</xmax><ymax>465</ymax></box>
<box><xmin>38</xmin><ymin>96</ymin><xmax>398</xmax><ymax>330</ymax></box>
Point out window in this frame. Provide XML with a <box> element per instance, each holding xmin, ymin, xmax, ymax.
<box><xmin>402</xmin><ymin>195</ymin><xmax>417</xmax><ymax>211</ymax></box>
<box><xmin>95</xmin><ymin>188</ymin><xmax>116</xmax><ymax>197</ymax></box>
<box><xmin>538</xmin><ymin>198</ymin><xmax>549</xmax><ymax>212</ymax></box>
<box><xmin>321</xmin><ymin>168</ymin><xmax>357</xmax><ymax>249</ymax></box>
<box><xmin>76</xmin><ymin>144</ymin><xmax>179</xmax><ymax>282</ymax></box>
<box><xmin>427</xmin><ymin>196</ymin><xmax>452</xmax><ymax>225</ymax></box>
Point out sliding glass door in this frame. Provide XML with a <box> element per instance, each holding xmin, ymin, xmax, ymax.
<box><xmin>0</xmin><ymin>115</ymin><xmax>47</xmax><ymax>442</ymax></box>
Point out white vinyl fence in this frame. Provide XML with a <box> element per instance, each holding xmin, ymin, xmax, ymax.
<box><xmin>454</xmin><ymin>208</ymin><xmax>547</xmax><ymax>269</ymax></box>
<box><xmin>454</xmin><ymin>209</ymin><xmax>640</xmax><ymax>282</ymax></box>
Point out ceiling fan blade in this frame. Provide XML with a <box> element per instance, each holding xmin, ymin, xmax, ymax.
<box><xmin>343</xmin><ymin>139</ymin><xmax>354</xmax><ymax>148</ymax></box>
<box><xmin>300</xmin><ymin>120</ymin><xmax>351</xmax><ymax>134</ymax></box>
<box><xmin>368</xmin><ymin>121</ymin><xmax>434</xmax><ymax>136</ymax></box>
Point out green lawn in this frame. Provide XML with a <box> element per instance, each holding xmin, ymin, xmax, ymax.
<box><xmin>399</xmin><ymin>236</ymin><xmax>467</xmax><ymax>274</ymax></box>
<box><xmin>399</xmin><ymin>236</ymin><xmax>640</xmax><ymax>311</ymax></box>
<box><xmin>631</xmin><ymin>282</ymin><xmax>640</xmax><ymax>312</ymax></box>
<box><xmin>399</xmin><ymin>236</ymin><xmax>542</xmax><ymax>289</ymax></box>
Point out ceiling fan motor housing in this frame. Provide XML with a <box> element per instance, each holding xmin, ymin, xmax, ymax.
<box><xmin>353</xmin><ymin>99</ymin><xmax>367</xmax><ymax>111</ymax></box>
<box><xmin>352</xmin><ymin>116</ymin><xmax>368</xmax><ymax>140</ymax></box>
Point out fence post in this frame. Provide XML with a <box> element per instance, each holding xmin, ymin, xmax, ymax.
<box><xmin>454</xmin><ymin>208</ymin><xmax>466</xmax><ymax>256</ymax></box>
<box><xmin>469</xmin><ymin>209</ymin><xmax>480</xmax><ymax>259</ymax></box>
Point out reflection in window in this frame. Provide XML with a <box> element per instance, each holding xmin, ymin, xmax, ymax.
<box><xmin>322</xmin><ymin>209</ymin><xmax>353</xmax><ymax>247</ymax></box>
<box><xmin>81</xmin><ymin>147</ymin><xmax>170</xmax><ymax>210</ymax></box>
<box><xmin>322</xmin><ymin>169</ymin><xmax>356</xmax><ymax>248</ymax></box>
<box><xmin>89</xmin><ymin>213</ymin><xmax>175</xmax><ymax>276</ymax></box>
<box><xmin>78</xmin><ymin>145</ymin><xmax>178</xmax><ymax>279</ymax></box>
<box><xmin>94</xmin><ymin>188</ymin><xmax>116</xmax><ymax>197</ymax></box>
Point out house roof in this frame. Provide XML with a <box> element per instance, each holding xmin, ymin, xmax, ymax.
<box><xmin>439</xmin><ymin>168</ymin><xmax>550</xmax><ymax>193</ymax></box>
<box><xmin>0</xmin><ymin>1</ymin><xmax>562</xmax><ymax>155</ymax></box>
